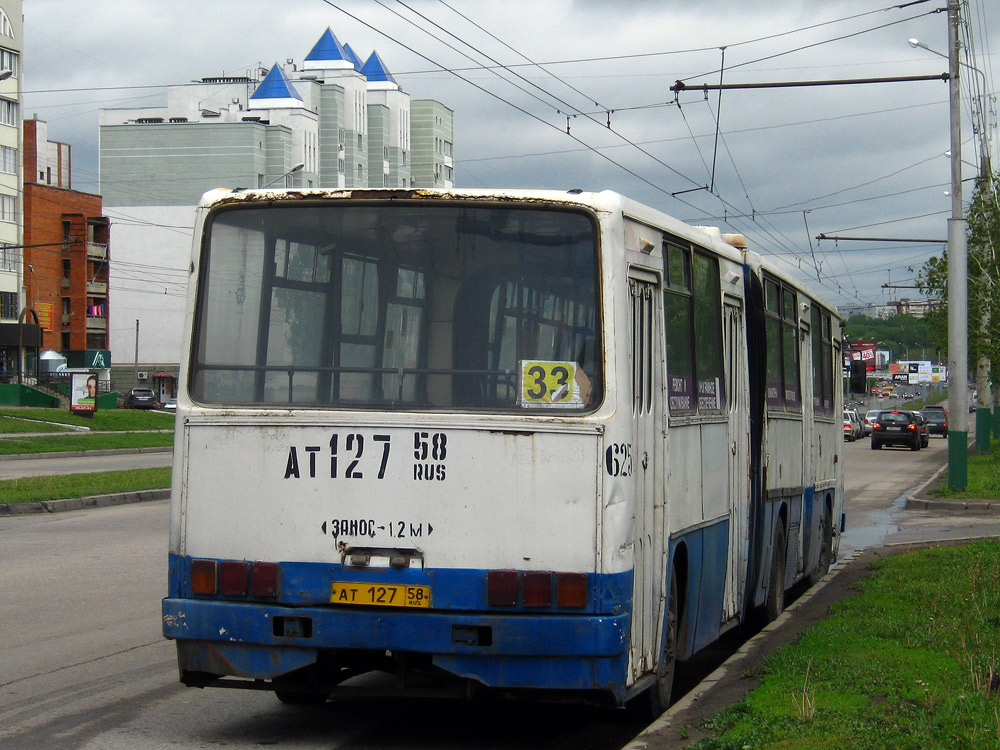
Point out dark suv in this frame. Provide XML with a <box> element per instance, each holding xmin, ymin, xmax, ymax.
<box><xmin>123</xmin><ymin>388</ymin><xmax>158</xmax><ymax>409</ymax></box>
<box><xmin>870</xmin><ymin>410</ymin><xmax>922</xmax><ymax>451</ymax></box>
<box><xmin>923</xmin><ymin>410</ymin><xmax>948</xmax><ymax>437</ymax></box>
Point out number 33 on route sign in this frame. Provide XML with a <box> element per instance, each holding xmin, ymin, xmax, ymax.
<box><xmin>519</xmin><ymin>360</ymin><xmax>586</xmax><ymax>407</ymax></box>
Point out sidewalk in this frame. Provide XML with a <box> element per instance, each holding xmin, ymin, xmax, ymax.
<box><xmin>903</xmin><ymin>461</ymin><xmax>1000</xmax><ymax>513</ymax></box>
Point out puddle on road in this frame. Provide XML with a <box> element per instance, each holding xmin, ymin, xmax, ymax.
<box><xmin>839</xmin><ymin>486</ymin><xmax>912</xmax><ymax>554</ymax></box>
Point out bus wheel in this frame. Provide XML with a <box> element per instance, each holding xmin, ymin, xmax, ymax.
<box><xmin>646</xmin><ymin>571</ymin><xmax>679</xmax><ymax>719</ymax></box>
<box><xmin>764</xmin><ymin>525</ymin><xmax>786</xmax><ymax>622</ymax></box>
<box><xmin>809</xmin><ymin>509</ymin><xmax>833</xmax><ymax>586</ymax></box>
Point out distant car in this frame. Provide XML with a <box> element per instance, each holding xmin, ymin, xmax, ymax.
<box><xmin>843</xmin><ymin>410</ymin><xmax>862</xmax><ymax>441</ymax></box>
<box><xmin>123</xmin><ymin>388</ymin><xmax>158</xmax><ymax>409</ymax></box>
<box><xmin>863</xmin><ymin>409</ymin><xmax>879</xmax><ymax>436</ymax></box>
<box><xmin>923</xmin><ymin>410</ymin><xmax>948</xmax><ymax>437</ymax></box>
<box><xmin>911</xmin><ymin>411</ymin><xmax>930</xmax><ymax>448</ymax></box>
<box><xmin>870</xmin><ymin>410</ymin><xmax>922</xmax><ymax>451</ymax></box>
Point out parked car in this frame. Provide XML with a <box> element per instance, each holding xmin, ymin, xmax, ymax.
<box><xmin>863</xmin><ymin>409</ymin><xmax>880</xmax><ymax>436</ymax></box>
<box><xmin>843</xmin><ymin>410</ymin><xmax>862</xmax><ymax>441</ymax></box>
<box><xmin>923</xmin><ymin>410</ymin><xmax>948</xmax><ymax>437</ymax></box>
<box><xmin>123</xmin><ymin>387</ymin><xmax>158</xmax><ymax>409</ymax></box>
<box><xmin>870</xmin><ymin>410</ymin><xmax>922</xmax><ymax>451</ymax></box>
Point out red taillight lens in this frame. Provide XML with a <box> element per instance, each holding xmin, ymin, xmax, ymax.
<box><xmin>556</xmin><ymin>573</ymin><xmax>588</xmax><ymax>608</ymax></box>
<box><xmin>522</xmin><ymin>572</ymin><xmax>553</xmax><ymax>607</ymax></box>
<box><xmin>190</xmin><ymin>559</ymin><xmax>218</xmax><ymax>594</ymax></box>
<box><xmin>219</xmin><ymin>560</ymin><xmax>249</xmax><ymax>595</ymax></box>
<box><xmin>487</xmin><ymin>570</ymin><xmax>519</xmax><ymax>607</ymax></box>
<box><xmin>251</xmin><ymin>562</ymin><xmax>279</xmax><ymax>597</ymax></box>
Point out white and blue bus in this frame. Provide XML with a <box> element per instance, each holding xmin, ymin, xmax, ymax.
<box><xmin>162</xmin><ymin>188</ymin><xmax>843</xmax><ymax>714</ymax></box>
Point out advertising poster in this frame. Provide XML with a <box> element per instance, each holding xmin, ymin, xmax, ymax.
<box><xmin>70</xmin><ymin>372</ymin><xmax>98</xmax><ymax>413</ymax></box>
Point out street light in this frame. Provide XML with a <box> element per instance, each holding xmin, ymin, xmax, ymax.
<box><xmin>262</xmin><ymin>162</ymin><xmax>305</xmax><ymax>188</ymax></box>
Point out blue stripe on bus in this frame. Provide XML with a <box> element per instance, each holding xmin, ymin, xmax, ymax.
<box><xmin>162</xmin><ymin>596</ymin><xmax>631</xmax><ymax>697</ymax></box>
<box><xmin>168</xmin><ymin>553</ymin><xmax>633</xmax><ymax>614</ymax></box>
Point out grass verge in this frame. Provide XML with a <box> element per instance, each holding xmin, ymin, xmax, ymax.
<box><xmin>0</xmin><ymin>431</ymin><xmax>174</xmax><ymax>455</ymax></box>
<box><xmin>693</xmin><ymin>540</ymin><xmax>1000</xmax><ymax>749</ymax></box>
<box><xmin>931</xmin><ymin>441</ymin><xmax>1000</xmax><ymax>499</ymax></box>
<box><xmin>0</xmin><ymin>407</ymin><xmax>174</xmax><ymax>432</ymax></box>
<box><xmin>0</xmin><ymin>467</ymin><xmax>172</xmax><ymax>504</ymax></box>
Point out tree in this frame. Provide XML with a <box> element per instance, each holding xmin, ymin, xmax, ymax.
<box><xmin>917</xmin><ymin>170</ymin><xmax>1000</xmax><ymax>408</ymax></box>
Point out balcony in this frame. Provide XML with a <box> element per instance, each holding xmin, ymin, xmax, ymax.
<box><xmin>87</xmin><ymin>242</ymin><xmax>108</xmax><ymax>259</ymax></box>
<box><xmin>86</xmin><ymin>316</ymin><xmax>107</xmax><ymax>331</ymax></box>
<box><xmin>86</xmin><ymin>280</ymin><xmax>107</xmax><ymax>295</ymax></box>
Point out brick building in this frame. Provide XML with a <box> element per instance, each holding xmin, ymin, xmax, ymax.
<box><xmin>23</xmin><ymin>119</ymin><xmax>110</xmax><ymax>368</ymax></box>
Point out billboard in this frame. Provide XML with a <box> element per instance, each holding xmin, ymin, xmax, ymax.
<box><xmin>69</xmin><ymin>372</ymin><xmax>98</xmax><ymax>413</ymax></box>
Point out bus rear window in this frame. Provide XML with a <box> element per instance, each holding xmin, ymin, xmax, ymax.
<box><xmin>191</xmin><ymin>202</ymin><xmax>602</xmax><ymax>412</ymax></box>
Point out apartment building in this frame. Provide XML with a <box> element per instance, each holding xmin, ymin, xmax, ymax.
<box><xmin>98</xmin><ymin>28</ymin><xmax>455</xmax><ymax>382</ymax></box>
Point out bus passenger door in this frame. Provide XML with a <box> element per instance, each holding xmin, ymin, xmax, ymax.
<box><xmin>628</xmin><ymin>274</ymin><xmax>663</xmax><ymax>679</ymax></box>
<box><xmin>722</xmin><ymin>298</ymin><xmax>750</xmax><ymax>621</ymax></box>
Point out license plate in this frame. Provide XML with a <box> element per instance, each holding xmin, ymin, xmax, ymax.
<box><xmin>330</xmin><ymin>582</ymin><xmax>431</xmax><ymax>608</ymax></box>
<box><xmin>886</xmin><ymin>426</ymin><xmax>901</xmax><ymax>431</ymax></box>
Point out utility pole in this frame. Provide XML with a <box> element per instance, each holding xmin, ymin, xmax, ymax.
<box><xmin>134</xmin><ymin>319</ymin><xmax>139</xmax><ymax>387</ymax></box>
<box><xmin>946</xmin><ymin>0</ymin><xmax>969</xmax><ymax>488</ymax></box>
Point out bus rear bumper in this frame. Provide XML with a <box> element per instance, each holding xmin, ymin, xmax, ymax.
<box><xmin>163</xmin><ymin>597</ymin><xmax>630</xmax><ymax>697</ymax></box>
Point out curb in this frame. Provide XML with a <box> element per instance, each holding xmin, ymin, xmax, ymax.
<box><xmin>903</xmin><ymin>461</ymin><xmax>1000</xmax><ymax>513</ymax></box>
<box><xmin>621</xmin><ymin>550</ymin><xmax>861</xmax><ymax>750</ymax></box>
<box><xmin>0</xmin><ymin>488</ymin><xmax>170</xmax><ymax>516</ymax></box>
<box><xmin>0</xmin><ymin>445</ymin><xmax>173</xmax><ymax>460</ymax></box>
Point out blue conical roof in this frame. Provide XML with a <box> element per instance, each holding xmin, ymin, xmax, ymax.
<box><xmin>360</xmin><ymin>51</ymin><xmax>397</xmax><ymax>85</ymax></box>
<box><xmin>250</xmin><ymin>64</ymin><xmax>303</xmax><ymax>102</ymax></box>
<box><xmin>342</xmin><ymin>43</ymin><xmax>363</xmax><ymax>71</ymax></box>
<box><xmin>305</xmin><ymin>28</ymin><xmax>351</xmax><ymax>65</ymax></box>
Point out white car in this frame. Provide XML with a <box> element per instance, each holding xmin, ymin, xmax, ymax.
<box><xmin>863</xmin><ymin>409</ymin><xmax>879</xmax><ymax>436</ymax></box>
<box><xmin>843</xmin><ymin>410</ymin><xmax>862</xmax><ymax>441</ymax></box>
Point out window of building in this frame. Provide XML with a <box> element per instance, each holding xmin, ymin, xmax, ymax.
<box><xmin>62</xmin><ymin>258</ymin><xmax>71</xmax><ymax>279</ymax></box>
<box><xmin>358</xmin><ymin>133</ymin><xmax>363</xmax><ymax>150</ymax></box>
<box><xmin>0</xmin><ymin>98</ymin><xmax>16</xmax><ymax>127</ymax></box>
<box><xmin>0</xmin><ymin>242</ymin><xmax>14</xmax><ymax>271</ymax></box>
<box><xmin>61</xmin><ymin>332</ymin><xmax>71</xmax><ymax>350</ymax></box>
<box><xmin>401</xmin><ymin>150</ymin><xmax>407</xmax><ymax>166</ymax></box>
<box><xmin>357</xmin><ymin>164</ymin><xmax>363</xmax><ymax>179</ymax></box>
<box><xmin>62</xmin><ymin>297</ymin><xmax>70</xmax><ymax>315</ymax></box>
<box><xmin>0</xmin><ymin>48</ymin><xmax>18</xmax><ymax>78</ymax></box>
<box><xmin>0</xmin><ymin>194</ymin><xmax>15</xmax><ymax>222</ymax></box>
<box><xmin>0</xmin><ymin>290</ymin><xmax>17</xmax><ymax>319</ymax></box>
<box><xmin>338</xmin><ymin>158</ymin><xmax>345</xmax><ymax>174</ymax></box>
<box><xmin>383</xmin><ymin>146</ymin><xmax>389</xmax><ymax>161</ymax></box>
<box><xmin>0</xmin><ymin>145</ymin><xmax>15</xmax><ymax>174</ymax></box>
<box><xmin>87</xmin><ymin>333</ymin><xmax>107</xmax><ymax>349</ymax></box>
<box><xmin>444</xmin><ymin>166</ymin><xmax>454</xmax><ymax>180</ymax></box>
<box><xmin>443</xmin><ymin>141</ymin><xmax>453</xmax><ymax>157</ymax></box>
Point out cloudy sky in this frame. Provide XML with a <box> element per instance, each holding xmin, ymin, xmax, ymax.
<box><xmin>21</xmin><ymin>0</ymin><xmax>998</xmax><ymax>313</ymax></box>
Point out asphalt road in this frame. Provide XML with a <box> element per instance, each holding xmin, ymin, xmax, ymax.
<box><xmin>2</xmin><ymin>435</ymin><xmax>997</xmax><ymax>749</ymax></box>
<box><xmin>0</xmin><ymin>448</ymin><xmax>172</xmax><ymax>480</ymax></box>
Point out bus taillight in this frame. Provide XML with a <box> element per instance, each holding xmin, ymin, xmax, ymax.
<box><xmin>190</xmin><ymin>559</ymin><xmax>218</xmax><ymax>595</ymax></box>
<box><xmin>189</xmin><ymin>559</ymin><xmax>280</xmax><ymax>598</ymax></box>
<box><xmin>219</xmin><ymin>561</ymin><xmax>249</xmax><ymax>595</ymax></box>
<box><xmin>522</xmin><ymin>572</ymin><xmax>553</xmax><ymax>607</ymax></box>
<box><xmin>556</xmin><ymin>573</ymin><xmax>588</xmax><ymax>608</ymax></box>
<box><xmin>486</xmin><ymin>570</ymin><xmax>587</xmax><ymax>609</ymax></box>
<box><xmin>251</xmin><ymin>562</ymin><xmax>279</xmax><ymax>597</ymax></box>
<box><xmin>486</xmin><ymin>570</ymin><xmax>518</xmax><ymax>606</ymax></box>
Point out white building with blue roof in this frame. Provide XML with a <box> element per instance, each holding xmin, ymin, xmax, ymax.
<box><xmin>96</xmin><ymin>28</ymin><xmax>454</xmax><ymax>382</ymax></box>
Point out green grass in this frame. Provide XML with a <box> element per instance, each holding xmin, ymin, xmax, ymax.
<box><xmin>0</xmin><ymin>431</ymin><xmax>174</xmax><ymax>455</ymax></box>
<box><xmin>693</xmin><ymin>540</ymin><xmax>1000</xmax><ymax>749</ymax></box>
<box><xmin>0</xmin><ymin>467</ymin><xmax>172</xmax><ymax>504</ymax></box>
<box><xmin>931</xmin><ymin>441</ymin><xmax>1000</xmax><ymax>499</ymax></box>
<box><xmin>0</xmin><ymin>407</ymin><xmax>174</xmax><ymax>432</ymax></box>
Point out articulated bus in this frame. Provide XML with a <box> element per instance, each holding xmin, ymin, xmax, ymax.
<box><xmin>162</xmin><ymin>188</ymin><xmax>844</xmax><ymax>714</ymax></box>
